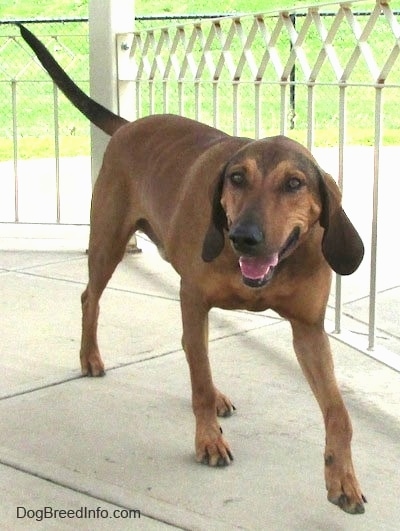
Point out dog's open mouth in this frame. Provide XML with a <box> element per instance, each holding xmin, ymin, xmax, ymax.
<box><xmin>239</xmin><ymin>227</ymin><xmax>300</xmax><ymax>288</ymax></box>
<box><xmin>239</xmin><ymin>254</ymin><xmax>278</xmax><ymax>287</ymax></box>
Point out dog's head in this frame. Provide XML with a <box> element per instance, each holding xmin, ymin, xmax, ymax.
<box><xmin>202</xmin><ymin>136</ymin><xmax>364</xmax><ymax>287</ymax></box>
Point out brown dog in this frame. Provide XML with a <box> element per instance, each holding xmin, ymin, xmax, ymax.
<box><xmin>20</xmin><ymin>26</ymin><xmax>366</xmax><ymax>514</ymax></box>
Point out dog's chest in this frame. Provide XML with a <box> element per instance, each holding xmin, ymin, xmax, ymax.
<box><xmin>206</xmin><ymin>271</ymin><xmax>287</xmax><ymax>313</ymax></box>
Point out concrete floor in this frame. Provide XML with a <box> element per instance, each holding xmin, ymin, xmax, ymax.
<box><xmin>1</xmin><ymin>242</ymin><xmax>399</xmax><ymax>530</ymax></box>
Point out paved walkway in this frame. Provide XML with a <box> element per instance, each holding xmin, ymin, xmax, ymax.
<box><xmin>1</xmin><ymin>240</ymin><xmax>399</xmax><ymax>530</ymax></box>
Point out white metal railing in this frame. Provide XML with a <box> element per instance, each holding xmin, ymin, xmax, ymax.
<box><xmin>116</xmin><ymin>0</ymin><xmax>400</xmax><ymax>368</ymax></box>
<box><xmin>0</xmin><ymin>19</ymin><xmax>90</xmax><ymax>228</ymax></box>
<box><xmin>118</xmin><ymin>1</ymin><xmax>400</xmax><ymax>137</ymax></box>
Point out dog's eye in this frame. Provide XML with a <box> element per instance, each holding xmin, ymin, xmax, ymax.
<box><xmin>229</xmin><ymin>173</ymin><xmax>246</xmax><ymax>187</ymax></box>
<box><xmin>284</xmin><ymin>177</ymin><xmax>304</xmax><ymax>192</ymax></box>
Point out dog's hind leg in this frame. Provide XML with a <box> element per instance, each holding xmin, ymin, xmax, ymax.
<box><xmin>80</xmin><ymin>180</ymin><xmax>135</xmax><ymax>376</ymax></box>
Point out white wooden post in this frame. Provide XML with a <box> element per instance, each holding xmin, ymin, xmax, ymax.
<box><xmin>88</xmin><ymin>0</ymin><xmax>135</xmax><ymax>185</ymax></box>
<box><xmin>88</xmin><ymin>0</ymin><xmax>139</xmax><ymax>251</ymax></box>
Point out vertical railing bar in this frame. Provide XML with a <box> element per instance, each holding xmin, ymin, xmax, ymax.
<box><xmin>131</xmin><ymin>74</ymin><xmax>138</xmax><ymax>122</ymax></box>
<box><xmin>306</xmin><ymin>84</ymin><xmax>314</xmax><ymax>151</ymax></box>
<box><xmin>232</xmin><ymin>82</ymin><xmax>239</xmax><ymax>136</ymax></box>
<box><xmin>368</xmin><ymin>86</ymin><xmax>383</xmax><ymax>350</ymax></box>
<box><xmin>212</xmin><ymin>81</ymin><xmax>219</xmax><ymax>129</ymax></box>
<box><xmin>162</xmin><ymin>79</ymin><xmax>168</xmax><ymax>113</ymax></box>
<box><xmin>53</xmin><ymin>84</ymin><xmax>61</xmax><ymax>224</ymax></box>
<box><xmin>279</xmin><ymin>83</ymin><xmax>287</xmax><ymax>135</ymax></box>
<box><xmin>178</xmin><ymin>81</ymin><xmax>184</xmax><ymax>116</ymax></box>
<box><xmin>135</xmin><ymin>81</ymin><xmax>141</xmax><ymax>118</ymax></box>
<box><xmin>289</xmin><ymin>13</ymin><xmax>296</xmax><ymax>130</ymax></box>
<box><xmin>194</xmin><ymin>81</ymin><xmax>200</xmax><ymax>121</ymax></box>
<box><xmin>163</xmin><ymin>80</ymin><xmax>168</xmax><ymax>113</ymax></box>
<box><xmin>337</xmin><ymin>86</ymin><xmax>346</xmax><ymax>191</ymax></box>
<box><xmin>11</xmin><ymin>80</ymin><xmax>19</xmax><ymax>223</ymax></box>
<box><xmin>335</xmin><ymin>84</ymin><xmax>347</xmax><ymax>333</ymax></box>
<box><xmin>254</xmin><ymin>81</ymin><xmax>261</xmax><ymax>139</ymax></box>
<box><xmin>149</xmin><ymin>81</ymin><xmax>154</xmax><ymax>114</ymax></box>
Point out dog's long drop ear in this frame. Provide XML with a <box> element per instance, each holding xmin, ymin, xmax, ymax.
<box><xmin>202</xmin><ymin>169</ymin><xmax>228</xmax><ymax>262</ymax></box>
<box><xmin>319</xmin><ymin>173</ymin><xmax>364</xmax><ymax>275</ymax></box>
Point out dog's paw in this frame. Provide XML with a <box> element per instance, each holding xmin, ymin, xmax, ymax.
<box><xmin>80</xmin><ymin>352</ymin><xmax>105</xmax><ymax>377</ymax></box>
<box><xmin>82</xmin><ymin>366</ymin><xmax>105</xmax><ymax>377</ymax></box>
<box><xmin>328</xmin><ymin>491</ymin><xmax>366</xmax><ymax>515</ymax></box>
<box><xmin>195</xmin><ymin>425</ymin><xmax>233</xmax><ymax>466</ymax></box>
<box><xmin>215</xmin><ymin>388</ymin><xmax>236</xmax><ymax>417</ymax></box>
<box><xmin>325</xmin><ymin>456</ymin><xmax>366</xmax><ymax>514</ymax></box>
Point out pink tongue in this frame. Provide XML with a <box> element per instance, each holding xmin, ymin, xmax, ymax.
<box><xmin>239</xmin><ymin>254</ymin><xmax>279</xmax><ymax>280</ymax></box>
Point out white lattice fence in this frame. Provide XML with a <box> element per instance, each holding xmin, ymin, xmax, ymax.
<box><xmin>118</xmin><ymin>0</ymin><xmax>400</xmax><ymax>142</ymax></box>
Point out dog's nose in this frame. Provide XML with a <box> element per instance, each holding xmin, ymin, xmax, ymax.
<box><xmin>229</xmin><ymin>223</ymin><xmax>264</xmax><ymax>254</ymax></box>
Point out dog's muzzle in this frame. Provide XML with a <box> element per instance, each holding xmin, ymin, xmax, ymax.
<box><xmin>229</xmin><ymin>224</ymin><xmax>300</xmax><ymax>288</ymax></box>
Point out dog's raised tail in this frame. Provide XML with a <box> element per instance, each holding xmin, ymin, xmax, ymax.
<box><xmin>19</xmin><ymin>24</ymin><xmax>128</xmax><ymax>136</ymax></box>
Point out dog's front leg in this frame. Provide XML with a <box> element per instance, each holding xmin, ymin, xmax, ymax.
<box><xmin>180</xmin><ymin>283</ymin><xmax>233</xmax><ymax>466</ymax></box>
<box><xmin>290</xmin><ymin>319</ymin><xmax>366</xmax><ymax>514</ymax></box>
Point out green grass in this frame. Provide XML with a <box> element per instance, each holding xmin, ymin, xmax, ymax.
<box><xmin>0</xmin><ymin>136</ymin><xmax>90</xmax><ymax>160</ymax></box>
<box><xmin>0</xmin><ymin>1</ymin><xmax>336</xmax><ymax>19</ymax></box>
<box><xmin>0</xmin><ymin>0</ymin><xmax>399</xmax><ymax>160</ymax></box>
